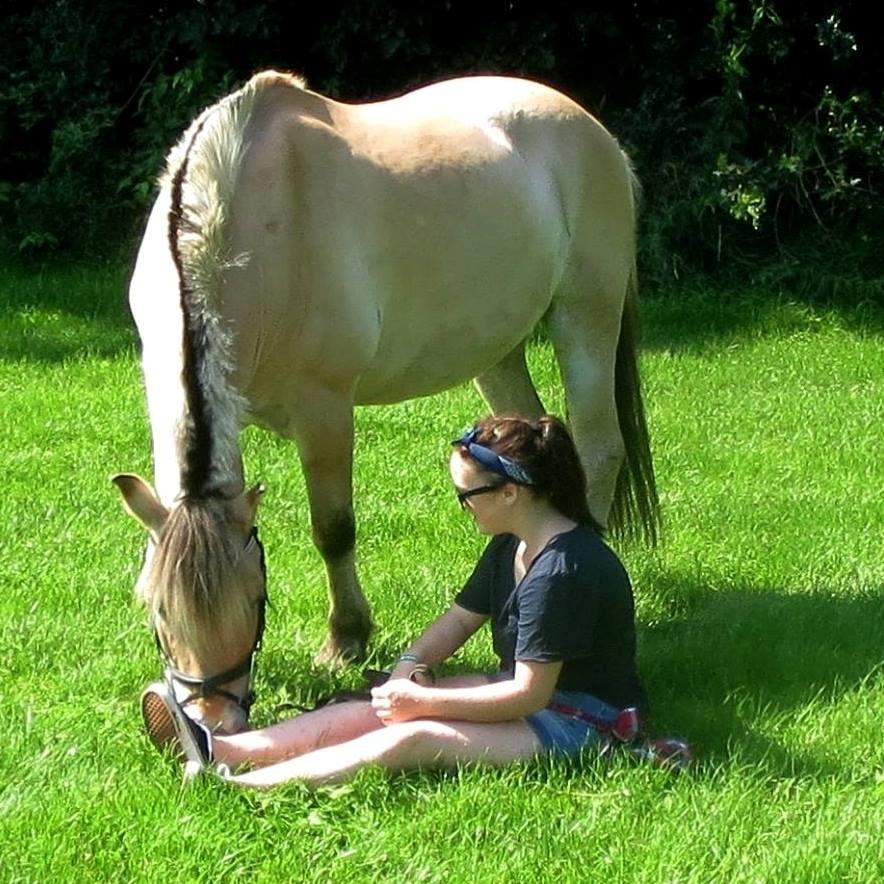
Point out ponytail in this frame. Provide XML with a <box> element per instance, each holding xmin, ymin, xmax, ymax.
<box><xmin>533</xmin><ymin>416</ymin><xmax>599</xmax><ymax>529</ymax></box>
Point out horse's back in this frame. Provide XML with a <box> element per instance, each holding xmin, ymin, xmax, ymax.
<box><xmin>222</xmin><ymin>75</ymin><xmax>631</xmax><ymax>405</ymax></box>
<box><xmin>135</xmin><ymin>72</ymin><xmax>636</xmax><ymax>423</ymax></box>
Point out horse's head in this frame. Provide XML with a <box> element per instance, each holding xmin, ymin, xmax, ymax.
<box><xmin>113</xmin><ymin>475</ymin><xmax>266</xmax><ymax>734</ymax></box>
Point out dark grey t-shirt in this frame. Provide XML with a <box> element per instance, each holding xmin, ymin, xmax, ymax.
<box><xmin>455</xmin><ymin>524</ymin><xmax>647</xmax><ymax>714</ymax></box>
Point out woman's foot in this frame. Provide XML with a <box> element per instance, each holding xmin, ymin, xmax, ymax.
<box><xmin>141</xmin><ymin>681</ymin><xmax>213</xmax><ymax>779</ymax></box>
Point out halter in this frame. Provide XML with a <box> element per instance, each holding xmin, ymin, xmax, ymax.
<box><xmin>154</xmin><ymin>526</ymin><xmax>268</xmax><ymax>718</ymax></box>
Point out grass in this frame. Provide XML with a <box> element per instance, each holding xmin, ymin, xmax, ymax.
<box><xmin>1</xmin><ymin>264</ymin><xmax>882</xmax><ymax>883</ymax></box>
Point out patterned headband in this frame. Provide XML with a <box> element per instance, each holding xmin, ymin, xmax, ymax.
<box><xmin>451</xmin><ymin>426</ymin><xmax>534</xmax><ymax>485</ymax></box>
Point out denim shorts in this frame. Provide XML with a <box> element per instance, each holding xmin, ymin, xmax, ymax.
<box><xmin>524</xmin><ymin>689</ymin><xmax>620</xmax><ymax>756</ymax></box>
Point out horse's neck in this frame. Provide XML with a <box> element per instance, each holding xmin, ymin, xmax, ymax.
<box><xmin>152</xmin><ymin>433</ymin><xmax>245</xmax><ymax>508</ymax></box>
<box><xmin>131</xmin><ymin>123</ymin><xmax>248</xmax><ymax>508</ymax></box>
<box><xmin>153</xmin><ymin>428</ymin><xmax>245</xmax><ymax>506</ymax></box>
<box><xmin>150</xmin><ymin>414</ymin><xmax>244</xmax><ymax>507</ymax></box>
<box><xmin>142</xmin><ymin>340</ymin><xmax>244</xmax><ymax>506</ymax></box>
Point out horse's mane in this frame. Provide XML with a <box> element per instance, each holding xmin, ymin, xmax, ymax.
<box><xmin>162</xmin><ymin>70</ymin><xmax>305</xmax><ymax>497</ymax></box>
<box><xmin>160</xmin><ymin>71</ymin><xmax>305</xmax><ymax>192</ymax></box>
<box><xmin>144</xmin><ymin>73</ymin><xmax>304</xmax><ymax>652</ymax></box>
<box><xmin>144</xmin><ymin>497</ymin><xmax>255</xmax><ymax>660</ymax></box>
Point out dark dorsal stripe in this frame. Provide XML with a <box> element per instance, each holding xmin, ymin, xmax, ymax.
<box><xmin>167</xmin><ymin>115</ymin><xmax>215</xmax><ymax>497</ymax></box>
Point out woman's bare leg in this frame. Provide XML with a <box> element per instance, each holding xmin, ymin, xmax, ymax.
<box><xmin>224</xmin><ymin>718</ymin><xmax>542</xmax><ymax>789</ymax></box>
<box><xmin>212</xmin><ymin>674</ymin><xmax>494</xmax><ymax>769</ymax></box>
<box><xmin>213</xmin><ymin>701</ymin><xmax>383</xmax><ymax>768</ymax></box>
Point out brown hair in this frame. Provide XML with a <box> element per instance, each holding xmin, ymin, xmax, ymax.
<box><xmin>465</xmin><ymin>414</ymin><xmax>602</xmax><ymax>531</ymax></box>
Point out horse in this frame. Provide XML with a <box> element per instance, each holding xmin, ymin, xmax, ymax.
<box><xmin>113</xmin><ymin>70</ymin><xmax>659</xmax><ymax>734</ymax></box>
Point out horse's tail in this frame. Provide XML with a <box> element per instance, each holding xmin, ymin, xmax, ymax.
<box><xmin>608</xmin><ymin>166</ymin><xmax>661</xmax><ymax>545</ymax></box>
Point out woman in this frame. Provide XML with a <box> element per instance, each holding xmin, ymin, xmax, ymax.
<box><xmin>142</xmin><ymin>414</ymin><xmax>658</xmax><ymax>788</ymax></box>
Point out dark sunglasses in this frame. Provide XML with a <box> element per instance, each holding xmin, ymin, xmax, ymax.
<box><xmin>456</xmin><ymin>482</ymin><xmax>506</xmax><ymax>508</ymax></box>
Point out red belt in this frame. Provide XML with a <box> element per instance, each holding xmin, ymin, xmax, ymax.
<box><xmin>546</xmin><ymin>702</ymin><xmax>641</xmax><ymax>743</ymax></box>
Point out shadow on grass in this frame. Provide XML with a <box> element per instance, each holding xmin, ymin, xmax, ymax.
<box><xmin>0</xmin><ymin>263</ymin><xmax>135</xmax><ymax>363</ymax></box>
<box><xmin>638</xmin><ymin>285</ymin><xmax>884</xmax><ymax>356</ymax></box>
<box><xmin>254</xmin><ymin>631</ymin><xmax>419</xmax><ymax>720</ymax></box>
<box><xmin>239</xmin><ymin>577</ymin><xmax>884</xmax><ymax>790</ymax></box>
<box><xmin>252</xmin><ymin>577</ymin><xmax>884</xmax><ymax>775</ymax></box>
<box><xmin>639</xmin><ymin>575</ymin><xmax>884</xmax><ymax>776</ymax></box>
<box><xmin>5</xmin><ymin>256</ymin><xmax>882</xmax><ymax>364</ymax></box>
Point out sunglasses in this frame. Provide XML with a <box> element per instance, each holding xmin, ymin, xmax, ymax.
<box><xmin>455</xmin><ymin>481</ymin><xmax>506</xmax><ymax>508</ymax></box>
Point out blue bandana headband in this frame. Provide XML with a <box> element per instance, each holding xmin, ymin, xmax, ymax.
<box><xmin>451</xmin><ymin>426</ymin><xmax>534</xmax><ymax>485</ymax></box>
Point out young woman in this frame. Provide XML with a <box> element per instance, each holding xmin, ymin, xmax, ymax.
<box><xmin>142</xmin><ymin>414</ymin><xmax>655</xmax><ymax>788</ymax></box>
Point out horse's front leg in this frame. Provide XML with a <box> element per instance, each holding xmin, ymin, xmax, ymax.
<box><xmin>289</xmin><ymin>387</ymin><xmax>373</xmax><ymax>664</ymax></box>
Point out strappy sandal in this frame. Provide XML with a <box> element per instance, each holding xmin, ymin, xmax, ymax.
<box><xmin>141</xmin><ymin>681</ymin><xmax>214</xmax><ymax>779</ymax></box>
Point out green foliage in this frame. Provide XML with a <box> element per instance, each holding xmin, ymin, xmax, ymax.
<box><xmin>1</xmin><ymin>1</ymin><xmax>882</xmax><ymax>292</ymax></box>
<box><xmin>615</xmin><ymin>2</ymin><xmax>884</xmax><ymax>282</ymax></box>
<box><xmin>0</xmin><ymin>1</ymin><xmax>270</xmax><ymax>257</ymax></box>
<box><xmin>704</xmin><ymin>3</ymin><xmax>883</xmax><ymax>230</ymax></box>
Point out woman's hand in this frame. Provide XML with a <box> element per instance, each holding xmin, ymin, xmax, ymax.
<box><xmin>370</xmin><ymin>678</ymin><xmax>431</xmax><ymax>724</ymax></box>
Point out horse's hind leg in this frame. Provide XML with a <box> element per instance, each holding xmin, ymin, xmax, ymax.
<box><xmin>473</xmin><ymin>342</ymin><xmax>545</xmax><ymax>419</ymax></box>
<box><xmin>547</xmin><ymin>262</ymin><xmax>627</xmax><ymax>529</ymax></box>
<box><xmin>287</xmin><ymin>387</ymin><xmax>373</xmax><ymax>665</ymax></box>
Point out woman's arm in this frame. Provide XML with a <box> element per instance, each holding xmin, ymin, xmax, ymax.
<box><xmin>389</xmin><ymin>603</ymin><xmax>487</xmax><ymax>680</ymax></box>
<box><xmin>372</xmin><ymin>659</ymin><xmax>562</xmax><ymax>723</ymax></box>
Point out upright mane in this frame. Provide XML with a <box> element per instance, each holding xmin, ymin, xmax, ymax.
<box><xmin>151</xmin><ymin>72</ymin><xmax>304</xmax><ymax>638</ymax></box>
<box><xmin>162</xmin><ymin>70</ymin><xmax>306</xmax><ymax>497</ymax></box>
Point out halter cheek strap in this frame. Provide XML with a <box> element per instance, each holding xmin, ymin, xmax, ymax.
<box><xmin>157</xmin><ymin>595</ymin><xmax>266</xmax><ymax>715</ymax></box>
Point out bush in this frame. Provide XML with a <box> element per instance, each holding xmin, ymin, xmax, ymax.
<box><xmin>2</xmin><ymin>0</ymin><xmax>881</xmax><ymax>296</ymax></box>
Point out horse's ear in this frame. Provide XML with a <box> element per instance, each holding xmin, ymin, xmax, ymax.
<box><xmin>111</xmin><ymin>474</ymin><xmax>169</xmax><ymax>539</ymax></box>
<box><xmin>230</xmin><ymin>483</ymin><xmax>265</xmax><ymax>533</ymax></box>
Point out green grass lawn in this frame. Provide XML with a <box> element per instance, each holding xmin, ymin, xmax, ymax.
<box><xmin>1</xmin><ymin>265</ymin><xmax>882</xmax><ymax>883</ymax></box>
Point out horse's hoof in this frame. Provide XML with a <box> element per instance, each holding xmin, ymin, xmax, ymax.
<box><xmin>313</xmin><ymin>634</ymin><xmax>368</xmax><ymax>668</ymax></box>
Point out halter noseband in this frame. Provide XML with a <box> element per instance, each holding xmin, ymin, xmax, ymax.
<box><xmin>154</xmin><ymin>526</ymin><xmax>268</xmax><ymax>717</ymax></box>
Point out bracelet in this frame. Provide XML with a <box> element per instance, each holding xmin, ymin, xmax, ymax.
<box><xmin>408</xmin><ymin>663</ymin><xmax>436</xmax><ymax>685</ymax></box>
<box><xmin>398</xmin><ymin>652</ymin><xmax>421</xmax><ymax>663</ymax></box>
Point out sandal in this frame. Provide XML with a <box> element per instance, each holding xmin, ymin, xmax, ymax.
<box><xmin>141</xmin><ymin>681</ymin><xmax>214</xmax><ymax>778</ymax></box>
<box><xmin>630</xmin><ymin>737</ymin><xmax>693</xmax><ymax>772</ymax></box>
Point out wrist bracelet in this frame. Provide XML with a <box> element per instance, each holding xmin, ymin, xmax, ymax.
<box><xmin>408</xmin><ymin>663</ymin><xmax>436</xmax><ymax>685</ymax></box>
<box><xmin>398</xmin><ymin>652</ymin><xmax>420</xmax><ymax>663</ymax></box>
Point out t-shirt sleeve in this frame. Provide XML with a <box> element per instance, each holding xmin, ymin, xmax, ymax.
<box><xmin>453</xmin><ymin>535</ymin><xmax>508</xmax><ymax>615</ymax></box>
<box><xmin>514</xmin><ymin>565</ymin><xmax>600</xmax><ymax>662</ymax></box>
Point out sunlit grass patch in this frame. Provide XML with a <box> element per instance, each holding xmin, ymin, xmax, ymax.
<box><xmin>1</xmin><ymin>265</ymin><xmax>882</xmax><ymax>881</ymax></box>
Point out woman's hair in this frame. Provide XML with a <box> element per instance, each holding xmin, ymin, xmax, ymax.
<box><xmin>459</xmin><ymin>414</ymin><xmax>603</xmax><ymax>532</ymax></box>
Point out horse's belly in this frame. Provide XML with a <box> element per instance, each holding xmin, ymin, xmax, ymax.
<box><xmin>352</xmin><ymin>286</ymin><xmax>551</xmax><ymax>404</ymax></box>
<box><xmin>353</xmin><ymin>341</ymin><xmax>511</xmax><ymax>404</ymax></box>
<box><xmin>352</xmin><ymin>248</ymin><xmax>559</xmax><ymax>404</ymax></box>
<box><xmin>342</xmin><ymin>171</ymin><xmax>565</xmax><ymax>402</ymax></box>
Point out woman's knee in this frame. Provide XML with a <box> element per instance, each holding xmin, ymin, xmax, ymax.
<box><xmin>380</xmin><ymin>720</ymin><xmax>461</xmax><ymax>768</ymax></box>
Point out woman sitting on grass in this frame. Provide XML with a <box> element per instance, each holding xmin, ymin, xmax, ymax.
<box><xmin>143</xmin><ymin>414</ymin><xmax>675</xmax><ymax>789</ymax></box>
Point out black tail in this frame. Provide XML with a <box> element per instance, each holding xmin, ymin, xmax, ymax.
<box><xmin>608</xmin><ymin>270</ymin><xmax>661</xmax><ymax>545</ymax></box>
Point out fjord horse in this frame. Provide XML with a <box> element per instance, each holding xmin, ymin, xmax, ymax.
<box><xmin>114</xmin><ymin>71</ymin><xmax>658</xmax><ymax>733</ymax></box>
